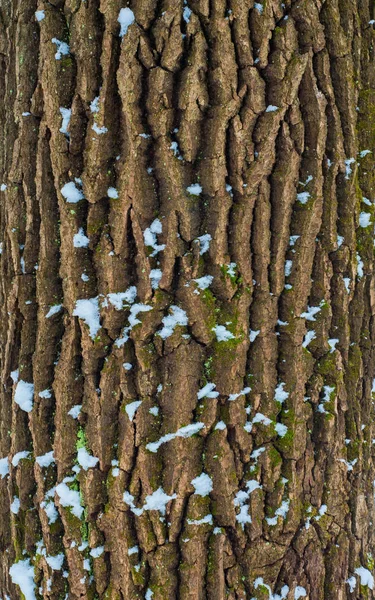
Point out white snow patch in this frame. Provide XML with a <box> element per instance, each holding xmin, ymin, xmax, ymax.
<box><xmin>302</xmin><ymin>330</ymin><xmax>316</xmax><ymax>348</ymax></box>
<box><xmin>183</xmin><ymin>5</ymin><xmax>192</xmax><ymax>22</ymax></box>
<box><xmin>9</xmin><ymin>559</ymin><xmax>37</xmax><ymax>600</ymax></box>
<box><xmin>90</xmin><ymin>546</ymin><xmax>104</xmax><ymax>558</ymax></box>
<box><xmin>215</xmin><ymin>421</ymin><xmax>226</xmax><ymax>430</ymax></box>
<box><xmin>73</xmin><ymin>297</ymin><xmax>101</xmax><ymax>339</ymax></box>
<box><xmin>191</xmin><ymin>473</ymin><xmax>213</xmax><ymax>496</ymax></box>
<box><xmin>197</xmin><ymin>383</ymin><xmax>219</xmax><ymax>400</ymax></box>
<box><xmin>124</xmin><ymin>488</ymin><xmax>176</xmax><ymax>516</ymax></box>
<box><xmin>158</xmin><ymin>305</ymin><xmax>188</xmax><ymax>339</ymax></box>
<box><xmin>357</xmin><ymin>253</ymin><xmax>364</xmax><ymax>278</ymax></box>
<box><xmin>354</xmin><ymin>567</ymin><xmax>374</xmax><ymax>590</ymax></box>
<box><xmin>294</xmin><ymin>587</ymin><xmax>307</xmax><ymax>599</ymax></box>
<box><xmin>59</xmin><ymin>107</ymin><xmax>71</xmax><ymax>137</ymax></box>
<box><xmin>143</xmin><ymin>219</ymin><xmax>165</xmax><ymax>257</ymax></box>
<box><xmin>107</xmin><ymin>187</ymin><xmax>119</xmax><ymax>199</ymax></box>
<box><xmin>275</xmin><ymin>423</ymin><xmax>288</xmax><ymax>437</ymax></box>
<box><xmin>14</xmin><ymin>380</ymin><xmax>34</xmax><ymax>413</ymax></box>
<box><xmin>146</xmin><ymin>422</ymin><xmax>205</xmax><ymax>453</ymax></box>
<box><xmin>150</xmin><ymin>269</ymin><xmax>163</xmax><ymax>289</ymax></box>
<box><xmin>51</xmin><ymin>38</ymin><xmax>70</xmax><ymax>60</ymax></box>
<box><xmin>77</xmin><ymin>447</ymin><xmax>99</xmax><ymax>471</ymax></box>
<box><xmin>212</xmin><ymin>325</ymin><xmax>235</xmax><ymax>342</ymax></box>
<box><xmin>45</xmin><ymin>554</ymin><xmax>64</xmax><ymax>571</ymax></box>
<box><xmin>328</xmin><ymin>338</ymin><xmax>339</xmax><ymax>352</ymax></box>
<box><xmin>68</xmin><ymin>405</ymin><xmax>82</xmax><ymax>419</ymax></box>
<box><xmin>346</xmin><ymin>577</ymin><xmax>356</xmax><ymax>593</ymax></box>
<box><xmin>345</xmin><ymin>158</ymin><xmax>356</xmax><ymax>179</ymax></box>
<box><xmin>265</xmin><ymin>105</ymin><xmax>278</xmax><ymax>112</ymax></box>
<box><xmin>359</xmin><ymin>212</ymin><xmax>372</xmax><ymax>227</ymax></box>
<box><xmin>186</xmin><ymin>183</ymin><xmax>202</xmax><ymax>195</ymax></box>
<box><xmin>35</xmin><ymin>10</ymin><xmax>45</xmax><ymax>21</ymax></box>
<box><xmin>0</xmin><ymin>457</ymin><xmax>9</xmax><ymax>478</ymax></box>
<box><xmin>36</xmin><ymin>451</ymin><xmax>55</xmax><ymax>468</ymax></box>
<box><xmin>193</xmin><ymin>275</ymin><xmax>213</xmax><ymax>290</ymax></box>
<box><xmin>297</xmin><ymin>192</ymin><xmax>310</xmax><ymax>204</ymax></box>
<box><xmin>274</xmin><ymin>383</ymin><xmax>289</xmax><ymax>404</ymax></box>
<box><xmin>118</xmin><ymin>8</ymin><xmax>135</xmax><ymax>37</ymax></box>
<box><xmin>73</xmin><ymin>228</ymin><xmax>89</xmax><ymax>248</ymax></box>
<box><xmin>284</xmin><ymin>260</ymin><xmax>292</xmax><ymax>277</ymax></box>
<box><xmin>61</xmin><ymin>181</ymin><xmax>84</xmax><ymax>204</ymax></box>
<box><xmin>125</xmin><ymin>401</ymin><xmax>142</xmax><ymax>421</ymax></box>
<box><xmin>107</xmin><ymin>286</ymin><xmax>137</xmax><ymax>310</ymax></box>
<box><xmin>92</xmin><ymin>123</ymin><xmax>108</xmax><ymax>135</ymax></box>
<box><xmin>55</xmin><ymin>482</ymin><xmax>83</xmax><ymax>518</ymax></box>
<box><xmin>10</xmin><ymin>497</ymin><xmax>20</xmax><ymax>514</ymax></box>
<box><xmin>39</xmin><ymin>389</ymin><xmax>52</xmax><ymax>399</ymax></box>
<box><xmin>195</xmin><ymin>233</ymin><xmax>212</xmax><ymax>255</ymax></box>
<box><xmin>45</xmin><ymin>304</ymin><xmax>63</xmax><ymax>319</ymax></box>
<box><xmin>300</xmin><ymin>305</ymin><xmax>321</xmax><ymax>321</ymax></box>
<box><xmin>90</xmin><ymin>96</ymin><xmax>99</xmax><ymax>114</ymax></box>
<box><xmin>187</xmin><ymin>514</ymin><xmax>213</xmax><ymax>526</ymax></box>
<box><xmin>250</xmin><ymin>329</ymin><xmax>260</xmax><ymax>342</ymax></box>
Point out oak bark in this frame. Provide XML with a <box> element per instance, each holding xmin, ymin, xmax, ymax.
<box><xmin>1</xmin><ymin>0</ymin><xmax>375</xmax><ymax>598</ymax></box>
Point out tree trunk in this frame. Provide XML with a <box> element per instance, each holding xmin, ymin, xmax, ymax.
<box><xmin>1</xmin><ymin>0</ymin><xmax>375</xmax><ymax>598</ymax></box>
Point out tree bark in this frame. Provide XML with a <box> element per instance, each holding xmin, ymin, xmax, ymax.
<box><xmin>1</xmin><ymin>0</ymin><xmax>375</xmax><ymax>598</ymax></box>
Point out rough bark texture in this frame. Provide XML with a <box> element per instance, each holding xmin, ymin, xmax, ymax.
<box><xmin>1</xmin><ymin>0</ymin><xmax>375</xmax><ymax>598</ymax></box>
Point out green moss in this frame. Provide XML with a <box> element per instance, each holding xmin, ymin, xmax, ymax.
<box><xmin>76</xmin><ymin>427</ymin><xmax>88</xmax><ymax>450</ymax></box>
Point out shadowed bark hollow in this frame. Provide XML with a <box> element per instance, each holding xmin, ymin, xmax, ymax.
<box><xmin>1</xmin><ymin>0</ymin><xmax>375</xmax><ymax>598</ymax></box>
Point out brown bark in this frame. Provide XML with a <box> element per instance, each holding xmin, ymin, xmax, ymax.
<box><xmin>1</xmin><ymin>0</ymin><xmax>375</xmax><ymax>598</ymax></box>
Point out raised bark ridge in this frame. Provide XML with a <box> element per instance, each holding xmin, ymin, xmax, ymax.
<box><xmin>1</xmin><ymin>0</ymin><xmax>375</xmax><ymax>598</ymax></box>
